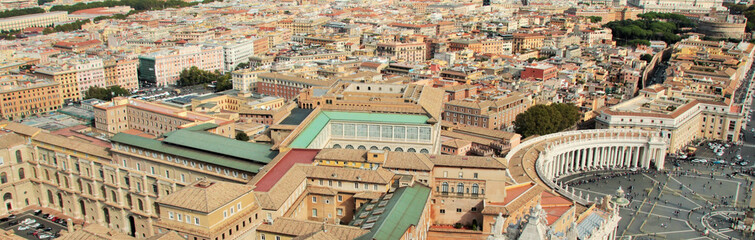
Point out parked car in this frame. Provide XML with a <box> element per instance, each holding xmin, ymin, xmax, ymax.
<box><xmin>33</xmin><ymin>210</ymin><xmax>42</xmax><ymax>215</ymax></box>
<box><xmin>692</xmin><ymin>159</ymin><xmax>708</xmax><ymax>163</ymax></box>
<box><xmin>18</xmin><ymin>225</ymin><xmax>30</xmax><ymax>231</ymax></box>
<box><xmin>713</xmin><ymin>160</ymin><xmax>726</xmax><ymax>164</ymax></box>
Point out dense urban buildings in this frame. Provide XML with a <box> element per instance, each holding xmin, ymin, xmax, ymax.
<box><xmin>0</xmin><ymin>0</ymin><xmax>753</xmax><ymax>239</ymax></box>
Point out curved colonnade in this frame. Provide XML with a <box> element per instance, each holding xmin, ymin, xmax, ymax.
<box><xmin>505</xmin><ymin>129</ymin><xmax>669</xmax><ymax>205</ymax></box>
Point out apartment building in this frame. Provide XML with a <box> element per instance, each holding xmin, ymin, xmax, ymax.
<box><xmin>205</xmin><ymin>38</ymin><xmax>255</xmax><ymax>72</ymax></box>
<box><xmin>597</xmin><ymin>85</ymin><xmax>742</xmax><ymax>152</ymax></box>
<box><xmin>138</xmin><ymin>45</ymin><xmax>223</xmax><ymax>87</ymax></box>
<box><xmin>449</xmin><ymin>39</ymin><xmax>507</xmax><ymax>55</ymax></box>
<box><xmin>32</xmin><ymin>65</ymin><xmax>80</xmax><ymax>102</ymax></box>
<box><xmin>256</xmin><ymin>72</ymin><xmax>336</xmax><ymax>100</ymax></box>
<box><xmin>231</xmin><ymin>69</ymin><xmax>267</xmax><ymax>93</ymax></box>
<box><xmin>390</xmin><ymin>22</ymin><xmax>437</xmax><ymax>36</ymax></box>
<box><xmin>376</xmin><ymin>42</ymin><xmax>427</xmax><ymax>63</ymax></box>
<box><xmin>277</xmin><ymin>17</ymin><xmax>328</xmax><ymax>34</ymax></box>
<box><xmin>0</xmin><ymin>11</ymin><xmax>68</xmax><ymax>31</ymax></box>
<box><xmin>103</xmin><ymin>57</ymin><xmax>139</xmax><ymax>91</ymax></box>
<box><xmin>443</xmin><ymin>92</ymin><xmax>531</xmax><ymax>130</ymax></box>
<box><xmin>93</xmin><ymin>97</ymin><xmax>235</xmax><ymax>137</ymax></box>
<box><xmin>0</xmin><ymin>75</ymin><xmax>62</xmax><ymax>120</ymax></box>
<box><xmin>521</xmin><ymin>62</ymin><xmax>558</xmax><ymax>81</ymax></box>
<box><xmin>512</xmin><ymin>33</ymin><xmax>545</xmax><ymax>53</ymax></box>
<box><xmin>72</xmin><ymin>58</ymin><xmax>106</xmax><ymax>95</ymax></box>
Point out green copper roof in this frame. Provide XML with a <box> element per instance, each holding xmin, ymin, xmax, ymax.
<box><xmin>288</xmin><ymin>111</ymin><xmax>430</xmax><ymax>149</ymax></box>
<box><xmin>111</xmin><ymin>131</ymin><xmax>277</xmax><ymax>173</ymax></box>
<box><xmin>163</xmin><ymin>129</ymin><xmax>276</xmax><ymax>164</ymax></box>
<box><xmin>350</xmin><ymin>184</ymin><xmax>431</xmax><ymax>240</ymax></box>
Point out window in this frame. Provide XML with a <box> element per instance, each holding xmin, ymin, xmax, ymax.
<box><xmin>381</xmin><ymin>126</ymin><xmax>393</xmax><ymax>138</ymax></box>
<box><xmin>150</xmin><ymin>167</ymin><xmax>155</xmax><ymax>174</ymax></box>
<box><xmin>354</xmin><ymin>182</ymin><xmax>359</xmax><ymax>188</ymax></box>
<box><xmin>338</xmin><ymin>195</ymin><xmax>343</xmax><ymax>202</ymax></box>
<box><xmin>177</xmin><ymin>213</ymin><xmax>182</xmax><ymax>221</ymax></box>
<box><xmin>406</xmin><ymin>127</ymin><xmax>418</xmax><ymax>140</ymax></box>
<box><xmin>165</xmin><ymin>170</ymin><xmax>170</xmax><ymax>178</ymax></box>
<box><xmin>194</xmin><ymin>218</ymin><xmax>200</xmax><ymax>225</ymax></box>
<box><xmin>169</xmin><ymin>212</ymin><xmax>174</xmax><ymax>219</ymax></box>
<box><xmin>440</xmin><ymin>209</ymin><xmax>445</xmax><ymax>214</ymax></box>
<box><xmin>312</xmin><ymin>209</ymin><xmax>317</xmax><ymax>217</ymax></box>
<box><xmin>331</xmin><ymin>123</ymin><xmax>343</xmax><ymax>136</ymax></box>
<box><xmin>337</xmin><ymin>208</ymin><xmax>343</xmax><ymax>216</ymax></box>
<box><xmin>457</xmin><ymin>208</ymin><xmax>462</xmax><ymax>212</ymax></box>
<box><xmin>419</xmin><ymin>127</ymin><xmax>431</xmax><ymax>140</ymax></box>
<box><xmin>237</xmin><ymin>203</ymin><xmax>241</xmax><ymax>210</ymax></box>
<box><xmin>459</xmin><ymin>172</ymin><xmax>463</xmax><ymax>178</ymax></box>
<box><xmin>312</xmin><ymin>196</ymin><xmax>317</xmax><ymax>203</ymax></box>
<box><xmin>230</xmin><ymin>207</ymin><xmax>235</xmax><ymax>214</ymax></box>
<box><xmin>223</xmin><ymin>211</ymin><xmax>228</xmax><ymax>218</ymax></box>
<box><xmin>473</xmin><ymin>173</ymin><xmax>478</xmax><ymax>179</ymax></box>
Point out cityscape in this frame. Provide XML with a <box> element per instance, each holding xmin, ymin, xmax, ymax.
<box><xmin>0</xmin><ymin>0</ymin><xmax>753</xmax><ymax>239</ymax></box>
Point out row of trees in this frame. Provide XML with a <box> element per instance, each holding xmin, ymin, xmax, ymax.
<box><xmin>83</xmin><ymin>85</ymin><xmax>131</xmax><ymax>101</ymax></box>
<box><xmin>603</xmin><ymin>12</ymin><xmax>694</xmax><ymax>46</ymax></box>
<box><xmin>0</xmin><ymin>7</ymin><xmax>44</xmax><ymax>19</ymax></box>
<box><xmin>514</xmin><ymin>103</ymin><xmax>581</xmax><ymax>138</ymax></box>
<box><xmin>177</xmin><ymin>66</ymin><xmax>232</xmax><ymax>92</ymax></box>
<box><xmin>51</xmin><ymin>0</ymin><xmax>196</xmax><ymax>13</ymax></box>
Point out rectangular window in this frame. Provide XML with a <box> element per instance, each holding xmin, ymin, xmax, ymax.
<box><xmin>381</xmin><ymin>126</ymin><xmax>393</xmax><ymax>139</ymax></box>
<box><xmin>337</xmin><ymin>208</ymin><xmax>343</xmax><ymax>216</ymax></box>
<box><xmin>223</xmin><ymin>211</ymin><xmax>228</xmax><ymax>218</ymax></box>
<box><xmin>394</xmin><ymin>126</ymin><xmax>405</xmax><ymax>140</ymax></box>
<box><xmin>406</xmin><ymin>127</ymin><xmax>418</xmax><ymax>140</ymax></box>
<box><xmin>474</xmin><ymin>173</ymin><xmax>478</xmax><ymax>179</ymax></box>
<box><xmin>369</xmin><ymin>125</ymin><xmax>380</xmax><ymax>139</ymax></box>
<box><xmin>344</xmin><ymin>124</ymin><xmax>355</xmax><ymax>136</ymax></box>
<box><xmin>357</xmin><ymin>124</ymin><xmax>368</xmax><ymax>137</ymax></box>
<box><xmin>338</xmin><ymin>195</ymin><xmax>343</xmax><ymax>202</ymax></box>
<box><xmin>165</xmin><ymin>170</ymin><xmax>170</xmax><ymax>178</ymax></box>
<box><xmin>177</xmin><ymin>214</ymin><xmax>182</xmax><ymax>221</ymax></box>
<box><xmin>237</xmin><ymin>203</ymin><xmax>241</xmax><ymax>210</ymax></box>
<box><xmin>168</xmin><ymin>212</ymin><xmax>174</xmax><ymax>219</ymax></box>
<box><xmin>150</xmin><ymin>167</ymin><xmax>155</xmax><ymax>174</ymax></box>
<box><xmin>312</xmin><ymin>196</ymin><xmax>317</xmax><ymax>203</ymax></box>
<box><xmin>331</xmin><ymin>123</ymin><xmax>343</xmax><ymax>137</ymax></box>
<box><xmin>194</xmin><ymin>218</ymin><xmax>200</xmax><ymax>225</ymax></box>
<box><xmin>312</xmin><ymin>209</ymin><xmax>317</xmax><ymax>217</ymax></box>
<box><xmin>354</xmin><ymin>182</ymin><xmax>359</xmax><ymax>188</ymax></box>
<box><xmin>230</xmin><ymin>207</ymin><xmax>235</xmax><ymax>214</ymax></box>
<box><xmin>419</xmin><ymin>127</ymin><xmax>431</xmax><ymax>141</ymax></box>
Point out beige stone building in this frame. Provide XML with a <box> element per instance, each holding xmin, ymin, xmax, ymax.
<box><xmin>93</xmin><ymin>97</ymin><xmax>235</xmax><ymax>137</ymax></box>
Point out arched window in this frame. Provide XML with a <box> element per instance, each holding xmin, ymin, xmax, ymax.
<box><xmin>395</xmin><ymin>147</ymin><xmax>403</xmax><ymax>152</ymax></box>
<box><xmin>64</xmin><ymin>177</ymin><xmax>69</xmax><ymax>189</ymax></box>
<box><xmin>382</xmin><ymin>147</ymin><xmax>391</xmax><ymax>151</ymax></box>
<box><xmin>345</xmin><ymin>145</ymin><xmax>354</xmax><ymax>149</ymax></box>
<box><xmin>77</xmin><ymin>179</ymin><xmax>82</xmax><ymax>191</ymax></box>
<box><xmin>441</xmin><ymin>182</ymin><xmax>448</xmax><ymax>193</ymax></box>
<box><xmin>357</xmin><ymin>145</ymin><xmax>366</xmax><ymax>150</ymax></box>
<box><xmin>3</xmin><ymin>193</ymin><xmax>11</xmax><ymax>201</ymax></box>
<box><xmin>332</xmin><ymin>144</ymin><xmax>341</xmax><ymax>149</ymax></box>
<box><xmin>101</xmin><ymin>186</ymin><xmax>106</xmax><ymax>198</ymax></box>
<box><xmin>57</xmin><ymin>193</ymin><xmax>63</xmax><ymax>208</ymax></box>
<box><xmin>407</xmin><ymin>148</ymin><xmax>416</xmax><ymax>152</ymax></box>
<box><xmin>370</xmin><ymin>146</ymin><xmax>379</xmax><ymax>150</ymax></box>
<box><xmin>103</xmin><ymin>208</ymin><xmax>110</xmax><ymax>224</ymax></box>
<box><xmin>15</xmin><ymin>150</ymin><xmax>22</xmax><ymax>163</ymax></box>
<box><xmin>87</xmin><ymin>184</ymin><xmax>93</xmax><ymax>195</ymax></box>
<box><xmin>17</xmin><ymin>168</ymin><xmax>24</xmax><ymax>180</ymax></box>
<box><xmin>44</xmin><ymin>170</ymin><xmax>49</xmax><ymax>181</ymax></box>
<box><xmin>55</xmin><ymin>172</ymin><xmax>59</xmax><ymax>184</ymax></box>
<box><xmin>457</xmin><ymin>183</ymin><xmax>464</xmax><ymax>194</ymax></box>
<box><xmin>472</xmin><ymin>184</ymin><xmax>479</xmax><ymax>195</ymax></box>
<box><xmin>137</xmin><ymin>199</ymin><xmax>144</xmax><ymax>211</ymax></box>
<box><xmin>126</xmin><ymin>195</ymin><xmax>132</xmax><ymax>207</ymax></box>
<box><xmin>420</xmin><ymin>149</ymin><xmax>429</xmax><ymax>154</ymax></box>
<box><xmin>79</xmin><ymin>200</ymin><xmax>86</xmax><ymax>216</ymax></box>
<box><xmin>0</xmin><ymin>172</ymin><xmax>7</xmax><ymax>184</ymax></box>
<box><xmin>111</xmin><ymin>190</ymin><xmax>117</xmax><ymax>203</ymax></box>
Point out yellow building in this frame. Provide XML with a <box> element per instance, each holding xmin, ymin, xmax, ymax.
<box><xmin>154</xmin><ymin>180</ymin><xmax>260</xmax><ymax>240</ymax></box>
<box><xmin>0</xmin><ymin>75</ymin><xmax>62</xmax><ymax>120</ymax></box>
<box><xmin>33</xmin><ymin>65</ymin><xmax>80</xmax><ymax>102</ymax></box>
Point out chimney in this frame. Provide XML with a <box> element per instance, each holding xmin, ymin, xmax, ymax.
<box><xmin>67</xmin><ymin>218</ymin><xmax>73</xmax><ymax>233</ymax></box>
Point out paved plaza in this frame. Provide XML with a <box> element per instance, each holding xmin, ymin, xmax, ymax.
<box><xmin>560</xmin><ymin>159</ymin><xmax>752</xmax><ymax>240</ymax></box>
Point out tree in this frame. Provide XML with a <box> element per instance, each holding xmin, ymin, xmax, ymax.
<box><xmin>587</xmin><ymin>16</ymin><xmax>602</xmax><ymax>23</ymax></box>
<box><xmin>640</xmin><ymin>54</ymin><xmax>654</xmax><ymax>62</ymax></box>
<box><xmin>177</xmin><ymin>67</ymin><xmax>233</xmax><ymax>92</ymax></box>
<box><xmin>84</xmin><ymin>85</ymin><xmax>131</xmax><ymax>101</ymax></box>
<box><xmin>235</xmin><ymin>132</ymin><xmax>249</xmax><ymax>141</ymax></box>
<box><xmin>514</xmin><ymin>103</ymin><xmax>581</xmax><ymax>138</ymax></box>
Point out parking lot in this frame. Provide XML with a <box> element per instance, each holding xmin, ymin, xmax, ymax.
<box><xmin>0</xmin><ymin>210</ymin><xmax>67</xmax><ymax>239</ymax></box>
